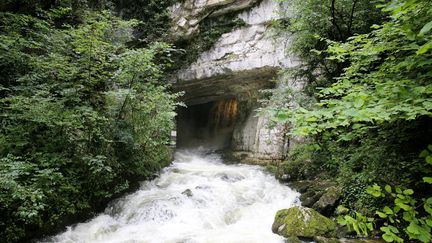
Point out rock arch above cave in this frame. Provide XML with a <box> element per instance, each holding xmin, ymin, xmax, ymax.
<box><xmin>171</xmin><ymin>0</ymin><xmax>302</xmax><ymax>163</ymax></box>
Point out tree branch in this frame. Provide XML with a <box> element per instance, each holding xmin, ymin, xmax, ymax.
<box><xmin>331</xmin><ymin>0</ymin><xmax>344</xmax><ymax>40</ymax></box>
<box><xmin>348</xmin><ymin>0</ymin><xmax>358</xmax><ymax>36</ymax></box>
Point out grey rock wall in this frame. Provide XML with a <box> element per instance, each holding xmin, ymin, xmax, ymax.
<box><xmin>170</xmin><ymin>0</ymin><xmax>260</xmax><ymax>39</ymax></box>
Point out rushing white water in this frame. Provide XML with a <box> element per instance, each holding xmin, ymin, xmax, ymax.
<box><xmin>43</xmin><ymin>149</ymin><xmax>300</xmax><ymax>243</ymax></box>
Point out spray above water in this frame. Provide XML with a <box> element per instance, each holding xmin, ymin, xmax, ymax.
<box><xmin>43</xmin><ymin>149</ymin><xmax>299</xmax><ymax>243</ymax></box>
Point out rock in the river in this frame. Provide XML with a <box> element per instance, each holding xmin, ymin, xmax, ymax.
<box><xmin>272</xmin><ymin>206</ymin><xmax>336</xmax><ymax>238</ymax></box>
<box><xmin>299</xmin><ymin>187</ymin><xmax>325</xmax><ymax>208</ymax></box>
<box><xmin>286</xmin><ymin>235</ymin><xmax>302</xmax><ymax>243</ymax></box>
<box><xmin>291</xmin><ymin>180</ymin><xmax>338</xmax><ymax>214</ymax></box>
<box><xmin>314</xmin><ymin>236</ymin><xmax>340</xmax><ymax>243</ymax></box>
<box><xmin>181</xmin><ymin>189</ymin><xmax>193</xmax><ymax>197</ymax></box>
<box><xmin>312</xmin><ymin>186</ymin><xmax>342</xmax><ymax>215</ymax></box>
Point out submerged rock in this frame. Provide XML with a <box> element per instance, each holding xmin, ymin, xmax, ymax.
<box><xmin>219</xmin><ymin>173</ymin><xmax>245</xmax><ymax>182</ymax></box>
<box><xmin>181</xmin><ymin>189</ymin><xmax>193</xmax><ymax>197</ymax></box>
<box><xmin>272</xmin><ymin>206</ymin><xmax>336</xmax><ymax>238</ymax></box>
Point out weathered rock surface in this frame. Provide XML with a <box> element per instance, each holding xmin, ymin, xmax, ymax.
<box><xmin>286</xmin><ymin>235</ymin><xmax>302</xmax><ymax>243</ymax></box>
<box><xmin>272</xmin><ymin>206</ymin><xmax>337</xmax><ymax>238</ymax></box>
<box><xmin>287</xmin><ymin>180</ymin><xmax>341</xmax><ymax>216</ymax></box>
<box><xmin>231</xmin><ymin>108</ymin><xmax>289</xmax><ymax>163</ymax></box>
<box><xmin>172</xmin><ymin>0</ymin><xmax>302</xmax><ymax>161</ymax></box>
<box><xmin>314</xmin><ymin>236</ymin><xmax>340</xmax><ymax>243</ymax></box>
<box><xmin>170</xmin><ymin>0</ymin><xmax>260</xmax><ymax>39</ymax></box>
<box><xmin>312</xmin><ymin>186</ymin><xmax>342</xmax><ymax>215</ymax></box>
<box><xmin>174</xmin><ymin>0</ymin><xmax>297</xmax><ymax>83</ymax></box>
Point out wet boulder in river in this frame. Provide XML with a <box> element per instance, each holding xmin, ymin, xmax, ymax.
<box><xmin>272</xmin><ymin>206</ymin><xmax>336</xmax><ymax>239</ymax></box>
<box><xmin>181</xmin><ymin>189</ymin><xmax>193</xmax><ymax>197</ymax></box>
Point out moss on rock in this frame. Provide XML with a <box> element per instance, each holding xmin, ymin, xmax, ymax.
<box><xmin>272</xmin><ymin>206</ymin><xmax>336</xmax><ymax>238</ymax></box>
<box><xmin>312</xmin><ymin>186</ymin><xmax>342</xmax><ymax>215</ymax></box>
<box><xmin>286</xmin><ymin>235</ymin><xmax>302</xmax><ymax>243</ymax></box>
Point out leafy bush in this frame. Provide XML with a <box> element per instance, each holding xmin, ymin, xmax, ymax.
<box><xmin>337</xmin><ymin>211</ymin><xmax>374</xmax><ymax>237</ymax></box>
<box><xmin>270</xmin><ymin>0</ymin><xmax>432</xmax><ymax>235</ymax></box>
<box><xmin>0</xmin><ymin>5</ymin><xmax>178</xmax><ymax>242</ymax></box>
<box><xmin>341</xmin><ymin>146</ymin><xmax>432</xmax><ymax>242</ymax></box>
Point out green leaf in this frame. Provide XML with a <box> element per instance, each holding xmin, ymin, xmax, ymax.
<box><xmin>397</xmin><ymin>203</ymin><xmax>411</xmax><ymax>211</ymax></box>
<box><xmin>385</xmin><ymin>185</ymin><xmax>392</xmax><ymax>193</ymax></box>
<box><xmin>383</xmin><ymin>206</ymin><xmax>393</xmax><ymax>215</ymax></box>
<box><xmin>426</xmin><ymin>156</ymin><xmax>432</xmax><ymax>165</ymax></box>
<box><xmin>306</xmin><ymin>116</ymin><xmax>318</xmax><ymax>122</ymax></box>
<box><xmin>377</xmin><ymin>211</ymin><xmax>388</xmax><ymax>218</ymax></box>
<box><xmin>420</xmin><ymin>150</ymin><xmax>429</xmax><ymax>158</ymax></box>
<box><xmin>423</xmin><ymin>177</ymin><xmax>432</xmax><ymax>184</ymax></box>
<box><xmin>382</xmin><ymin>233</ymin><xmax>394</xmax><ymax>242</ymax></box>
<box><xmin>419</xmin><ymin>20</ymin><xmax>432</xmax><ymax>36</ymax></box>
<box><xmin>337</xmin><ymin>216</ymin><xmax>347</xmax><ymax>226</ymax></box>
<box><xmin>407</xmin><ymin>222</ymin><xmax>420</xmax><ymax>234</ymax></box>
<box><xmin>425</xmin><ymin>201</ymin><xmax>432</xmax><ymax>215</ymax></box>
<box><xmin>417</xmin><ymin>40</ymin><xmax>432</xmax><ymax>55</ymax></box>
<box><xmin>353</xmin><ymin>97</ymin><xmax>365</xmax><ymax>108</ymax></box>
<box><xmin>403</xmin><ymin>189</ymin><xmax>414</xmax><ymax>195</ymax></box>
<box><xmin>367</xmin><ymin>184</ymin><xmax>383</xmax><ymax>197</ymax></box>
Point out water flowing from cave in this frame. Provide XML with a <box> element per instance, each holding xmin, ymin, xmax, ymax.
<box><xmin>42</xmin><ymin>149</ymin><xmax>299</xmax><ymax>243</ymax></box>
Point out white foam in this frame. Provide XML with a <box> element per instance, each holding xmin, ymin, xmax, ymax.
<box><xmin>43</xmin><ymin>150</ymin><xmax>299</xmax><ymax>243</ymax></box>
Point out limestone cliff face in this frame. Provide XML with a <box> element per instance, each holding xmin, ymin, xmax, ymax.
<box><xmin>171</xmin><ymin>0</ymin><xmax>301</xmax><ymax>162</ymax></box>
<box><xmin>174</xmin><ymin>0</ymin><xmax>296</xmax><ymax>83</ymax></box>
<box><xmin>170</xmin><ymin>0</ymin><xmax>260</xmax><ymax>40</ymax></box>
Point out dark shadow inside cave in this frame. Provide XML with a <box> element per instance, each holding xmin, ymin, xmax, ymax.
<box><xmin>176</xmin><ymin>98</ymin><xmax>238</xmax><ymax>150</ymax></box>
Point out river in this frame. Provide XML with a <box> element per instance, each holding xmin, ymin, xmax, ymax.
<box><xmin>42</xmin><ymin>149</ymin><xmax>299</xmax><ymax>243</ymax></box>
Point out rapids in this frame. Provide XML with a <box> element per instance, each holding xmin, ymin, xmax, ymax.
<box><xmin>42</xmin><ymin>149</ymin><xmax>299</xmax><ymax>243</ymax></box>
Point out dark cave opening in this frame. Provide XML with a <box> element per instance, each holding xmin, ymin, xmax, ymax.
<box><xmin>176</xmin><ymin>98</ymin><xmax>238</xmax><ymax>149</ymax></box>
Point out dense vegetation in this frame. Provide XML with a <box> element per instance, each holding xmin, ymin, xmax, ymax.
<box><xmin>272</xmin><ymin>0</ymin><xmax>432</xmax><ymax>241</ymax></box>
<box><xmin>0</xmin><ymin>1</ymin><xmax>178</xmax><ymax>242</ymax></box>
<box><xmin>1</xmin><ymin>0</ymin><xmax>431</xmax><ymax>242</ymax></box>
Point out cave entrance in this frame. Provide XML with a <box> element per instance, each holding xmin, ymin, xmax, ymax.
<box><xmin>176</xmin><ymin>98</ymin><xmax>238</xmax><ymax>149</ymax></box>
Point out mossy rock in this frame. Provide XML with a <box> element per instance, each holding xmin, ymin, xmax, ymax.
<box><xmin>312</xmin><ymin>186</ymin><xmax>342</xmax><ymax>215</ymax></box>
<box><xmin>286</xmin><ymin>235</ymin><xmax>302</xmax><ymax>243</ymax></box>
<box><xmin>272</xmin><ymin>206</ymin><xmax>336</xmax><ymax>238</ymax></box>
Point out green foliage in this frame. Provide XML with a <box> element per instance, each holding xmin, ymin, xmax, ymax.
<box><xmin>111</xmin><ymin>0</ymin><xmax>177</xmax><ymax>44</ymax></box>
<box><xmin>274</xmin><ymin>0</ymin><xmax>382</xmax><ymax>93</ymax></box>
<box><xmin>276</xmin><ymin>0</ymin><xmax>432</xmax><ymax>137</ymax></box>
<box><xmin>337</xmin><ymin>211</ymin><xmax>374</xmax><ymax>237</ymax></box>
<box><xmin>270</xmin><ymin>0</ymin><xmax>432</xmax><ymax>222</ymax></box>
<box><xmin>368</xmin><ymin>181</ymin><xmax>432</xmax><ymax>242</ymax></box>
<box><xmin>0</xmin><ymin>4</ymin><xmax>178</xmax><ymax>242</ymax></box>
<box><xmin>340</xmin><ymin>148</ymin><xmax>432</xmax><ymax>242</ymax></box>
<box><xmin>277</xmin><ymin>143</ymin><xmax>322</xmax><ymax>180</ymax></box>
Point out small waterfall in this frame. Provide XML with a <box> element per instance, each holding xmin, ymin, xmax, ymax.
<box><xmin>209</xmin><ymin>98</ymin><xmax>238</xmax><ymax>129</ymax></box>
<box><xmin>42</xmin><ymin>150</ymin><xmax>299</xmax><ymax>243</ymax></box>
